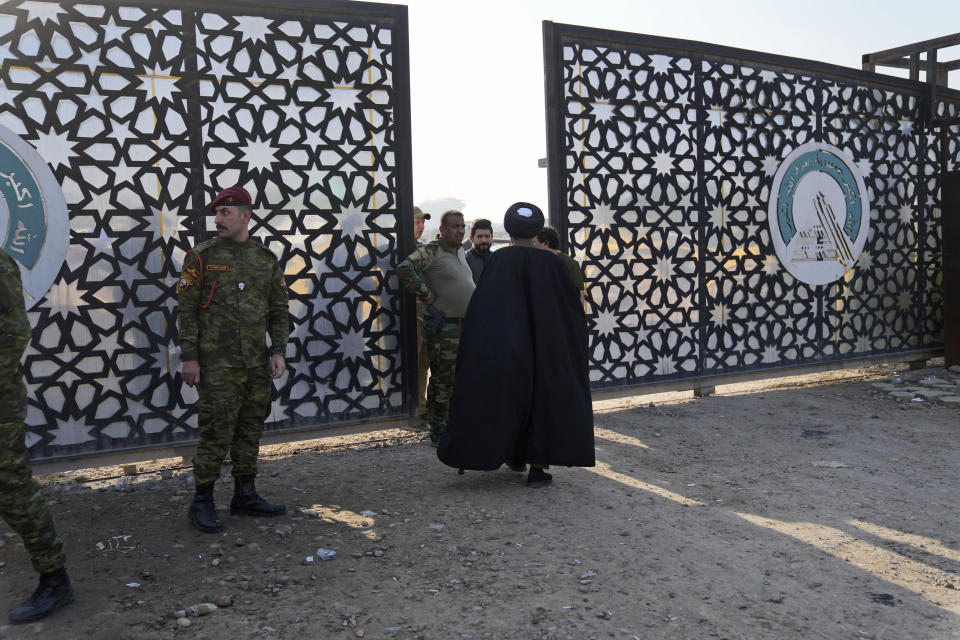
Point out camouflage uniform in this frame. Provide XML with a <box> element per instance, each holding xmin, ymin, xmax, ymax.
<box><xmin>177</xmin><ymin>237</ymin><xmax>288</xmax><ymax>485</ymax></box>
<box><xmin>0</xmin><ymin>250</ymin><xmax>65</xmax><ymax>574</ymax></box>
<box><xmin>397</xmin><ymin>240</ymin><xmax>474</xmax><ymax>442</ymax></box>
<box><xmin>416</xmin><ymin>313</ymin><xmax>429</xmax><ymax>420</ymax></box>
<box><xmin>415</xmin><ymin>240</ymin><xmax>429</xmax><ymax>421</ymax></box>
<box><xmin>421</xmin><ymin>321</ymin><xmax>460</xmax><ymax>440</ymax></box>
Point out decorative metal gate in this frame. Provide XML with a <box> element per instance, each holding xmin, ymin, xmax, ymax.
<box><xmin>543</xmin><ymin>23</ymin><xmax>959</xmax><ymax>390</ymax></box>
<box><xmin>0</xmin><ymin>0</ymin><xmax>415</xmax><ymax>463</ymax></box>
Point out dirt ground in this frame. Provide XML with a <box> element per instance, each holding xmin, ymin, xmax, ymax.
<box><xmin>1</xmin><ymin>360</ymin><xmax>959</xmax><ymax>640</ymax></box>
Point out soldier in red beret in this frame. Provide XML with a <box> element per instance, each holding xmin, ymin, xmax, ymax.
<box><xmin>177</xmin><ymin>186</ymin><xmax>290</xmax><ymax>533</ymax></box>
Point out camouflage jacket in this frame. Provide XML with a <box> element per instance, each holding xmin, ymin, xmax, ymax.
<box><xmin>397</xmin><ymin>240</ymin><xmax>437</xmax><ymax>304</ymax></box>
<box><xmin>414</xmin><ymin>240</ymin><xmax>425</xmax><ymax>322</ymax></box>
<box><xmin>177</xmin><ymin>237</ymin><xmax>289</xmax><ymax>368</ymax></box>
<box><xmin>0</xmin><ymin>249</ymin><xmax>30</xmax><ymax>376</ymax></box>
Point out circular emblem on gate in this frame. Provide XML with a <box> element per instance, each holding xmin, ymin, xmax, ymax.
<box><xmin>767</xmin><ymin>142</ymin><xmax>871</xmax><ymax>286</ymax></box>
<box><xmin>0</xmin><ymin>124</ymin><xmax>68</xmax><ymax>309</ymax></box>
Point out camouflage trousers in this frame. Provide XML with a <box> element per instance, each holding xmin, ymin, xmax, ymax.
<box><xmin>0</xmin><ymin>376</ymin><xmax>65</xmax><ymax>574</ymax></box>
<box><xmin>417</xmin><ymin>321</ymin><xmax>429</xmax><ymax>418</ymax></box>
<box><xmin>424</xmin><ymin>319</ymin><xmax>461</xmax><ymax>441</ymax></box>
<box><xmin>193</xmin><ymin>365</ymin><xmax>272</xmax><ymax>486</ymax></box>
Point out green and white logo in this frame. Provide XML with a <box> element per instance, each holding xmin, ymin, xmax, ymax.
<box><xmin>768</xmin><ymin>142</ymin><xmax>870</xmax><ymax>286</ymax></box>
<box><xmin>0</xmin><ymin>124</ymin><xmax>68</xmax><ymax>309</ymax></box>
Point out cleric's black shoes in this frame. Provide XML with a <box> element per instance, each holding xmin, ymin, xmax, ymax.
<box><xmin>505</xmin><ymin>459</ymin><xmax>527</xmax><ymax>472</ymax></box>
<box><xmin>527</xmin><ymin>467</ymin><xmax>552</xmax><ymax>487</ymax></box>
<box><xmin>9</xmin><ymin>567</ymin><xmax>75</xmax><ymax>623</ymax></box>
<box><xmin>188</xmin><ymin>482</ymin><xmax>224</xmax><ymax>533</ymax></box>
<box><xmin>229</xmin><ymin>475</ymin><xmax>286</xmax><ymax>517</ymax></box>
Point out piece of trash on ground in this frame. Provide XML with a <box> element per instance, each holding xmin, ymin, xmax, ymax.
<box><xmin>175</xmin><ymin>603</ymin><xmax>218</xmax><ymax>618</ymax></box>
<box><xmin>96</xmin><ymin>535</ymin><xmax>134</xmax><ymax>552</ymax></box>
<box><xmin>316</xmin><ymin>547</ymin><xmax>336</xmax><ymax>561</ymax></box>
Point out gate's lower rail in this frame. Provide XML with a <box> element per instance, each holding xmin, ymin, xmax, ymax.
<box><xmin>31</xmin><ymin>348</ymin><xmax>941</xmax><ymax>475</ymax></box>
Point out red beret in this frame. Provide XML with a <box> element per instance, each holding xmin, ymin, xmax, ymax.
<box><xmin>210</xmin><ymin>186</ymin><xmax>252</xmax><ymax>210</ymax></box>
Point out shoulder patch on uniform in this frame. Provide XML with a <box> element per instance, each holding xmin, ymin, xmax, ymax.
<box><xmin>177</xmin><ymin>255</ymin><xmax>202</xmax><ymax>290</ymax></box>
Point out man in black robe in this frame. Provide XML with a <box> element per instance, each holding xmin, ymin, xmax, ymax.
<box><xmin>437</xmin><ymin>202</ymin><xmax>594</xmax><ymax>486</ymax></box>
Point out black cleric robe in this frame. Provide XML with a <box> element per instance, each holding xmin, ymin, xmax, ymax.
<box><xmin>437</xmin><ymin>242</ymin><xmax>595</xmax><ymax>470</ymax></box>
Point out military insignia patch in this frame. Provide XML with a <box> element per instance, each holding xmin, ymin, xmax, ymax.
<box><xmin>177</xmin><ymin>263</ymin><xmax>199</xmax><ymax>292</ymax></box>
<box><xmin>207</xmin><ymin>264</ymin><xmax>229</xmax><ymax>271</ymax></box>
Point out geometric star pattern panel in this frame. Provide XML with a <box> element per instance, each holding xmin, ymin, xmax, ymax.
<box><xmin>0</xmin><ymin>1</ymin><xmax>412</xmax><ymax>462</ymax></box>
<box><xmin>546</xmin><ymin>24</ymin><xmax>957</xmax><ymax>390</ymax></box>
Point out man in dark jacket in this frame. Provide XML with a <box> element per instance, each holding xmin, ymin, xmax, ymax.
<box><xmin>437</xmin><ymin>203</ymin><xmax>594</xmax><ymax>486</ymax></box>
<box><xmin>464</xmin><ymin>218</ymin><xmax>493</xmax><ymax>285</ymax></box>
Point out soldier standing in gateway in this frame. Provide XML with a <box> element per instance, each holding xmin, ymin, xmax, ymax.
<box><xmin>178</xmin><ymin>186</ymin><xmax>289</xmax><ymax>533</ymax></box>
<box><xmin>413</xmin><ymin>206</ymin><xmax>431</xmax><ymax>428</ymax></box>
<box><xmin>0</xmin><ymin>249</ymin><xmax>75</xmax><ymax>622</ymax></box>
<box><xmin>397</xmin><ymin>210</ymin><xmax>475</xmax><ymax>444</ymax></box>
<box><xmin>533</xmin><ymin>225</ymin><xmax>586</xmax><ymax>303</ymax></box>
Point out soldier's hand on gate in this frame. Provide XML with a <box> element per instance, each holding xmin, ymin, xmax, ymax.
<box><xmin>270</xmin><ymin>354</ymin><xmax>286</xmax><ymax>379</ymax></box>
<box><xmin>182</xmin><ymin>360</ymin><xmax>200</xmax><ymax>386</ymax></box>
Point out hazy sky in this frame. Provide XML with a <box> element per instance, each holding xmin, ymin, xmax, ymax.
<box><xmin>377</xmin><ymin>0</ymin><xmax>960</xmax><ymax>231</ymax></box>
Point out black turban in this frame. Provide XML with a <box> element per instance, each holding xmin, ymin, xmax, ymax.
<box><xmin>503</xmin><ymin>202</ymin><xmax>544</xmax><ymax>238</ymax></box>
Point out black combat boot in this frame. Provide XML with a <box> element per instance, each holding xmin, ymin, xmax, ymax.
<box><xmin>229</xmin><ymin>475</ymin><xmax>286</xmax><ymax>517</ymax></box>
<box><xmin>9</xmin><ymin>567</ymin><xmax>75</xmax><ymax>623</ymax></box>
<box><xmin>188</xmin><ymin>482</ymin><xmax>224</xmax><ymax>533</ymax></box>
